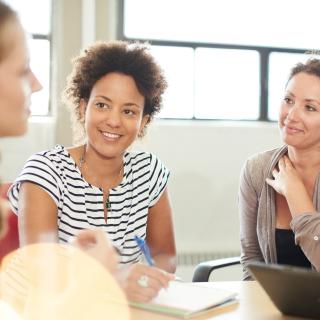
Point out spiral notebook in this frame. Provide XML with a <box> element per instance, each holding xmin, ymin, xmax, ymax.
<box><xmin>130</xmin><ymin>281</ymin><xmax>237</xmax><ymax>318</ymax></box>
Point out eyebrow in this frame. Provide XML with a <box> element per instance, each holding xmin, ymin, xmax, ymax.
<box><xmin>95</xmin><ymin>95</ymin><xmax>143</xmax><ymax>108</ymax></box>
<box><xmin>285</xmin><ymin>91</ymin><xmax>320</xmax><ymax>105</ymax></box>
<box><xmin>305</xmin><ymin>98</ymin><xmax>320</xmax><ymax>105</ymax></box>
<box><xmin>285</xmin><ymin>91</ymin><xmax>294</xmax><ymax>96</ymax></box>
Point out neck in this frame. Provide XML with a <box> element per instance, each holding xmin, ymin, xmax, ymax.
<box><xmin>288</xmin><ymin>146</ymin><xmax>320</xmax><ymax>172</ymax></box>
<box><xmin>81</xmin><ymin>144</ymin><xmax>123</xmax><ymax>186</ymax></box>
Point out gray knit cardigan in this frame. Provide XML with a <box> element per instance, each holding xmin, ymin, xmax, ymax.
<box><xmin>239</xmin><ymin>145</ymin><xmax>320</xmax><ymax>280</ymax></box>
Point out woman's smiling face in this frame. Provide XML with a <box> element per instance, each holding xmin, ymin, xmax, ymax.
<box><xmin>81</xmin><ymin>72</ymin><xmax>149</xmax><ymax>159</ymax></box>
<box><xmin>279</xmin><ymin>72</ymin><xmax>320</xmax><ymax>150</ymax></box>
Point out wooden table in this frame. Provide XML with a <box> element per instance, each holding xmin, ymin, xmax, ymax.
<box><xmin>130</xmin><ymin>281</ymin><xmax>306</xmax><ymax>319</ymax></box>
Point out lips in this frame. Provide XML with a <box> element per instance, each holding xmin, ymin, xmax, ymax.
<box><xmin>100</xmin><ymin>131</ymin><xmax>122</xmax><ymax>141</ymax></box>
<box><xmin>283</xmin><ymin>124</ymin><xmax>303</xmax><ymax>134</ymax></box>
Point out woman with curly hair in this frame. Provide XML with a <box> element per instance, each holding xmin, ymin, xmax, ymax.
<box><xmin>8</xmin><ymin>40</ymin><xmax>176</xmax><ymax>302</ymax></box>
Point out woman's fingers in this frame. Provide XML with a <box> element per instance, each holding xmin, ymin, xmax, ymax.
<box><xmin>141</xmin><ymin>266</ymin><xmax>174</xmax><ymax>288</ymax></box>
<box><xmin>74</xmin><ymin>229</ymin><xmax>105</xmax><ymax>247</ymax></box>
<box><xmin>122</xmin><ymin>264</ymin><xmax>174</xmax><ymax>302</ymax></box>
<box><xmin>283</xmin><ymin>155</ymin><xmax>293</xmax><ymax>169</ymax></box>
<box><xmin>72</xmin><ymin>229</ymin><xmax>118</xmax><ymax>272</ymax></box>
<box><xmin>278</xmin><ymin>157</ymin><xmax>285</xmax><ymax>170</ymax></box>
<box><xmin>271</xmin><ymin>168</ymin><xmax>279</xmax><ymax>178</ymax></box>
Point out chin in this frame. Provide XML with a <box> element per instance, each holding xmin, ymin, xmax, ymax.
<box><xmin>11</xmin><ymin>122</ymin><xmax>28</xmax><ymax>137</ymax></box>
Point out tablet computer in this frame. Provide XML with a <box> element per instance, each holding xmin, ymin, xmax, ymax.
<box><xmin>248</xmin><ymin>262</ymin><xmax>320</xmax><ymax>319</ymax></box>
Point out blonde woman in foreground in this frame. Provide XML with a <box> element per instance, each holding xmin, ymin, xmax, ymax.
<box><xmin>0</xmin><ymin>2</ymin><xmax>128</xmax><ymax>319</ymax></box>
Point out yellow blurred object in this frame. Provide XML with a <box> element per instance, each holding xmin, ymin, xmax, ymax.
<box><xmin>0</xmin><ymin>243</ymin><xmax>130</xmax><ymax>320</ymax></box>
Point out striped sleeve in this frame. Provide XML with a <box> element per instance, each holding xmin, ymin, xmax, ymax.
<box><xmin>148</xmin><ymin>153</ymin><xmax>170</xmax><ymax>207</ymax></box>
<box><xmin>8</xmin><ymin>153</ymin><xmax>62</xmax><ymax>214</ymax></box>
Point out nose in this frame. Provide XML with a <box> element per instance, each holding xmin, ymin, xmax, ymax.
<box><xmin>29</xmin><ymin>70</ymin><xmax>42</xmax><ymax>93</ymax></box>
<box><xmin>105</xmin><ymin>108</ymin><xmax>121</xmax><ymax>128</ymax></box>
<box><xmin>286</xmin><ymin>104</ymin><xmax>301</xmax><ymax>121</ymax></box>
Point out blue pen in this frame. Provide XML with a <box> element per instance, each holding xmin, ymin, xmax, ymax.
<box><xmin>134</xmin><ymin>235</ymin><xmax>154</xmax><ymax>266</ymax></box>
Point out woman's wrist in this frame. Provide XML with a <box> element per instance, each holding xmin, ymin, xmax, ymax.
<box><xmin>285</xmin><ymin>185</ymin><xmax>315</xmax><ymax>217</ymax></box>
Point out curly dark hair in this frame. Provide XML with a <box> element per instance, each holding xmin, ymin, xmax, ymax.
<box><xmin>287</xmin><ymin>58</ymin><xmax>320</xmax><ymax>86</ymax></box>
<box><xmin>64</xmin><ymin>40</ymin><xmax>167</xmax><ymax>143</ymax></box>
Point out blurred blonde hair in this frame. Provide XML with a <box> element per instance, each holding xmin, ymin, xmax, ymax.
<box><xmin>0</xmin><ymin>1</ymin><xmax>18</xmax><ymax>236</ymax></box>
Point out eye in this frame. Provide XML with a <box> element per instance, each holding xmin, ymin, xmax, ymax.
<box><xmin>95</xmin><ymin>102</ymin><xmax>108</xmax><ymax>109</ymax></box>
<box><xmin>305</xmin><ymin>105</ymin><xmax>317</xmax><ymax>112</ymax></box>
<box><xmin>123</xmin><ymin>109</ymin><xmax>136</xmax><ymax>116</ymax></box>
<box><xmin>284</xmin><ymin>97</ymin><xmax>294</xmax><ymax>105</ymax></box>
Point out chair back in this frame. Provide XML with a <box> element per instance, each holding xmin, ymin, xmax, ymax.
<box><xmin>0</xmin><ymin>183</ymin><xmax>19</xmax><ymax>263</ymax></box>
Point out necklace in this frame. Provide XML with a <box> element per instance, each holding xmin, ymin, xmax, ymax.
<box><xmin>79</xmin><ymin>149</ymin><xmax>123</xmax><ymax>211</ymax></box>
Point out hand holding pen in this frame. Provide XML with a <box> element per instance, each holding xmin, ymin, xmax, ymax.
<box><xmin>134</xmin><ymin>235</ymin><xmax>182</xmax><ymax>282</ymax></box>
<box><xmin>134</xmin><ymin>235</ymin><xmax>154</xmax><ymax>266</ymax></box>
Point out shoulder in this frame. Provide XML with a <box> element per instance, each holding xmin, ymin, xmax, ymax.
<box><xmin>124</xmin><ymin>150</ymin><xmax>152</xmax><ymax>165</ymax></box>
<box><xmin>245</xmin><ymin>148</ymin><xmax>278</xmax><ymax>171</ymax></box>
<box><xmin>125</xmin><ymin>151</ymin><xmax>165</xmax><ymax>169</ymax></box>
<box><xmin>27</xmin><ymin>145</ymin><xmax>73</xmax><ymax>168</ymax></box>
<box><xmin>22</xmin><ymin>145</ymin><xmax>77</xmax><ymax>183</ymax></box>
<box><xmin>240</xmin><ymin>146</ymin><xmax>285</xmax><ymax>193</ymax></box>
<box><xmin>124</xmin><ymin>151</ymin><xmax>169</xmax><ymax>179</ymax></box>
<box><xmin>244</xmin><ymin>146</ymin><xmax>286</xmax><ymax>175</ymax></box>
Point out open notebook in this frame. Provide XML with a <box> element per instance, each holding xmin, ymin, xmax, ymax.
<box><xmin>130</xmin><ymin>281</ymin><xmax>237</xmax><ymax>318</ymax></box>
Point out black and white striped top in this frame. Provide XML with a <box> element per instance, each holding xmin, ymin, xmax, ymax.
<box><xmin>8</xmin><ymin>145</ymin><xmax>170</xmax><ymax>265</ymax></box>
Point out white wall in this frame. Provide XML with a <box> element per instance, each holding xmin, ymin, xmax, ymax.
<box><xmin>134</xmin><ymin>120</ymin><xmax>281</xmax><ymax>254</ymax></box>
<box><xmin>0</xmin><ymin>118</ymin><xmax>55</xmax><ymax>181</ymax></box>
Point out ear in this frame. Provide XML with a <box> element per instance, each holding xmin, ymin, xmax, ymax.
<box><xmin>79</xmin><ymin>99</ymin><xmax>87</xmax><ymax>123</ymax></box>
<box><xmin>138</xmin><ymin>114</ymin><xmax>150</xmax><ymax>138</ymax></box>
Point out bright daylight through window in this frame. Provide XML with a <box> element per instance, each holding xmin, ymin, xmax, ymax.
<box><xmin>122</xmin><ymin>0</ymin><xmax>320</xmax><ymax>121</ymax></box>
<box><xmin>5</xmin><ymin>0</ymin><xmax>51</xmax><ymax>116</ymax></box>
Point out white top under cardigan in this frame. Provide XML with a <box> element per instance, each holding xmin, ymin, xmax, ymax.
<box><xmin>8</xmin><ymin>145</ymin><xmax>170</xmax><ymax>265</ymax></box>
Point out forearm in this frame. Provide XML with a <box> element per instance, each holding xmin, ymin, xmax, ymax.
<box><xmin>240</xmin><ymin>240</ymin><xmax>264</xmax><ymax>281</ymax></box>
<box><xmin>19</xmin><ymin>219</ymin><xmax>59</xmax><ymax>245</ymax></box>
<box><xmin>285</xmin><ymin>185</ymin><xmax>315</xmax><ymax>217</ymax></box>
<box><xmin>291</xmin><ymin>213</ymin><xmax>320</xmax><ymax>270</ymax></box>
<box><xmin>153</xmin><ymin>253</ymin><xmax>176</xmax><ymax>273</ymax></box>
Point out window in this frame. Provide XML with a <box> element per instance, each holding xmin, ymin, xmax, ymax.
<box><xmin>5</xmin><ymin>0</ymin><xmax>51</xmax><ymax>116</ymax></box>
<box><xmin>120</xmin><ymin>0</ymin><xmax>320</xmax><ymax>121</ymax></box>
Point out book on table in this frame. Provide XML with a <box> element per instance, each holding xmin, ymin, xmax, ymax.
<box><xmin>130</xmin><ymin>281</ymin><xmax>237</xmax><ymax>318</ymax></box>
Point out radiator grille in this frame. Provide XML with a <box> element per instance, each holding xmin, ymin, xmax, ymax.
<box><xmin>177</xmin><ymin>251</ymin><xmax>240</xmax><ymax>266</ymax></box>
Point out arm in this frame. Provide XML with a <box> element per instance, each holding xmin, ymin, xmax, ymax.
<box><xmin>239</xmin><ymin>160</ymin><xmax>264</xmax><ymax>280</ymax></box>
<box><xmin>114</xmin><ymin>189</ymin><xmax>176</xmax><ymax>302</ymax></box>
<box><xmin>18</xmin><ymin>182</ymin><xmax>58</xmax><ymax>245</ymax></box>
<box><xmin>146</xmin><ymin>188</ymin><xmax>176</xmax><ymax>273</ymax></box>
<box><xmin>291</xmin><ymin>214</ymin><xmax>320</xmax><ymax>270</ymax></box>
<box><xmin>19</xmin><ymin>184</ymin><xmax>121</xmax><ymax>272</ymax></box>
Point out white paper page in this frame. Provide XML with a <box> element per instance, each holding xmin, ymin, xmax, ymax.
<box><xmin>151</xmin><ymin>281</ymin><xmax>237</xmax><ymax>312</ymax></box>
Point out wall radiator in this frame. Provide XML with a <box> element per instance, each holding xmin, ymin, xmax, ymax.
<box><xmin>177</xmin><ymin>251</ymin><xmax>240</xmax><ymax>266</ymax></box>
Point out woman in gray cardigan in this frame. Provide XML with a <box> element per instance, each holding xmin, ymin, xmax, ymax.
<box><xmin>240</xmin><ymin>59</ymin><xmax>320</xmax><ymax>280</ymax></box>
